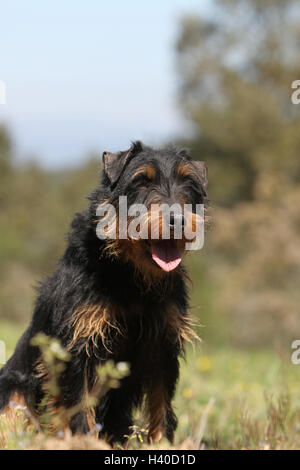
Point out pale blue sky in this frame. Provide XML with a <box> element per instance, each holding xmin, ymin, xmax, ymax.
<box><xmin>0</xmin><ymin>0</ymin><xmax>212</xmax><ymax>168</ymax></box>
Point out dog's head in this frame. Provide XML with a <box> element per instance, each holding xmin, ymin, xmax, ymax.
<box><xmin>96</xmin><ymin>141</ymin><xmax>208</xmax><ymax>278</ymax></box>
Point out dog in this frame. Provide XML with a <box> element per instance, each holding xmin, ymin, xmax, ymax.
<box><xmin>0</xmin><ymin>141</ymin><xmax>208</xmax><ymax>444</ymax></box>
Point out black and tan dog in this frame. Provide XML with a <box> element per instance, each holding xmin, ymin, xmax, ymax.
<box><xmin>0</xmin><ymin>142</ymin><xmax>208</xmax><ymax>444</ymax></box>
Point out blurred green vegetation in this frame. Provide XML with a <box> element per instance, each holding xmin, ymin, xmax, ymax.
<box><xmin>173</xmin><ymin>345</ymin><xmax>300</xmax><ymax>449</ymax></box>
<box><xmin>1</xmin><ymin>0</ymin><xmax>300</xmax><ymax>352</ymax></box>
<box><xmin>2</xmin><ymin>340</ymin><xmax>300</xmax><ymax>449</ymax></box>
<box><xmin>176</xmin><ymin>0</ymin><xmax>300</xmax><ymax>206</ymax></box>
<box><xmin>0</xmin><ymin>128</ymin><xmax>101</xmax><ymax>324</ymax></box>
<box><xmin>177</xmin><ymin>0</ymin><xmax>300</xmax><ymax>347</ymax></box>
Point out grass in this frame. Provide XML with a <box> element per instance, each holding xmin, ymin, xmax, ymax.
<box><xmin>174</xmin><ymin>345</ymin><xmax>300</xmax><ymax>449</ymax></box>
<box><xmin>1</xmin><ymin>321</ymin><xmax>300</xmax><ymax>449</ymax></box>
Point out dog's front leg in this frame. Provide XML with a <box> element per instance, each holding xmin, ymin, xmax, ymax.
<box><xmin>147</xmin><ymin>355</ymin><xmax>179</xmax><ymax>444</ymax></box>
<box><xmin>55</xmin><ymin>351</ymin><xmax>90</xmax><ymax>435</ymax></box>
<box><xmin>95</xmin><ymin>375</ymin><xmax>144</xmax><ymax>445</ymax></box>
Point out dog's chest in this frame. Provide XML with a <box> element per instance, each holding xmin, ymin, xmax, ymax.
<box><xmin>69</xmin><ymin>295</ymin><xmax>184</xmax><ymax>361</ymax></box>
<box><xmin>112</xmin><ymin>298</ymin><xmax>184</xmax><ymax>351</ymax></box>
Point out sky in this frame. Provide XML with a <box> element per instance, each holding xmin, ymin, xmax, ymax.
<box><xmin>0</xmin><ymin>0</ymin><xmax>212</xmax><ymax>168</ymax></box>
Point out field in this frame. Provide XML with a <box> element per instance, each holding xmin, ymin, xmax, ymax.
<box><xmin>1</xmin><ymin>320</ymin><xmax>300</xmax><ymax>450</ymax></box>
<box><xmin>1</xmin><ymin>0</ymin><xmax>300</xmax><ymax>454</ymax></box>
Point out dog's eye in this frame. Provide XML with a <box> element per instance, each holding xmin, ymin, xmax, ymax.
<box><xmin>179</xmin><ymin>174</ymin><xmax>199</xmax><ymax>189</ymax></box>
<box><xmin>183</xmin><ymin>183</ymin><xmax>205</xmax><ymax>205</ymax></box>
<box><xmin>132</xmin><ymin>174</ymin><xmax>152</xmax><ymax>187</ymax></box>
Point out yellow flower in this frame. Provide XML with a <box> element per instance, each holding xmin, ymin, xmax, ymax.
<box><xmin>183</xmin><ymin>388</ymin><xmax>193</xmax><ymax>399</ymax></box>
<box><xmin>196</xmin><ymin>356</ymin><xmax>212</xmax><ymax>371</ymax></box>
<box><xmin>236</xmin><ymin>381</ymin><xmax>247</xmax><ymax>391</ymax></box>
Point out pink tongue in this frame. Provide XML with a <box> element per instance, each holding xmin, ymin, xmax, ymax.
<box><xmin>151</xmin><ymin>241</ymin><xmax>182</xmax><ymax>272</ymax></box>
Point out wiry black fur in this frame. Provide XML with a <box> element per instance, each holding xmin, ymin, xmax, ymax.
<box><xmin>0</xmin><ymin>142</ymin><xmax>207</xmax><ymax>444</ymax></box>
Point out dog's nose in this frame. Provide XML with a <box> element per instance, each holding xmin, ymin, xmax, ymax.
<box><xmin>169</xmin><ymin>213</ymin><xmax>185</xmax><ymax>228</ymax></box>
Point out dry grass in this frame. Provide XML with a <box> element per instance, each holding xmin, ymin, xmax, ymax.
<box><xmin>1</xmin><ymin>337</ymin><xmax>300</xmax><ymax>450</ymax></box>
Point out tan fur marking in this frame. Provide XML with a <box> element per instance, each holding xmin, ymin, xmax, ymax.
<box><xmin>131</xmin><ymin>164</ymin><xmax>156</xmax><ymax>181</ymax></box>
<box><xmin>184</xmin><ymin>209</ymin><xmax>204</xmax><ymax>243</ymax></box>
<box><xmin>0</xmin><ymin>391</ymin><xmax>27</xmax><ymax>423</ymax></box>
<box><xmin>177</xmin><ymin>161</ymin><xmax>201</xmax><ymax>181</ymax></box>
<box><xmin>0</xmin><ymin>392</ymin><xmax>29</xmax><ymax>448</ymax></box>
<box><xmin>166</xmin><ymin>303</ymin><xmax>200</xmax><ymax>348</ymax></box>
<box><xmin>69</xmin><ymin>303</ymin><xmax>123</xmax><ymax>355</ymax></box>
<box><xmin>33</xmin><ymin>357</ymin><xmax>66</xmax><ymax>432</ymax></box>
<box><xmin>147</xmin><ymin>384</ymin><xmax>168</xmax><ymax>443</ymax></box>
<box><xmin>34</xmin><ymin>357</ymin><xmax>95</xmax><ymax>434</ymax></box>
<box><xmin>7</xmin><ymin>391</ymin><xmax>26</xmax><ymax>407</ymax></box>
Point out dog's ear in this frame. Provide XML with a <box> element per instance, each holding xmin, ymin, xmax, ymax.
<box><xmin>194</xmin><ymin>161</ymin><xmax>208</xmax><ymax>191</ymax></box>
<box><xmin>102</xmin><ymin>141</ymin><xmax>143</xmax><ymax>186</ymax></box>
